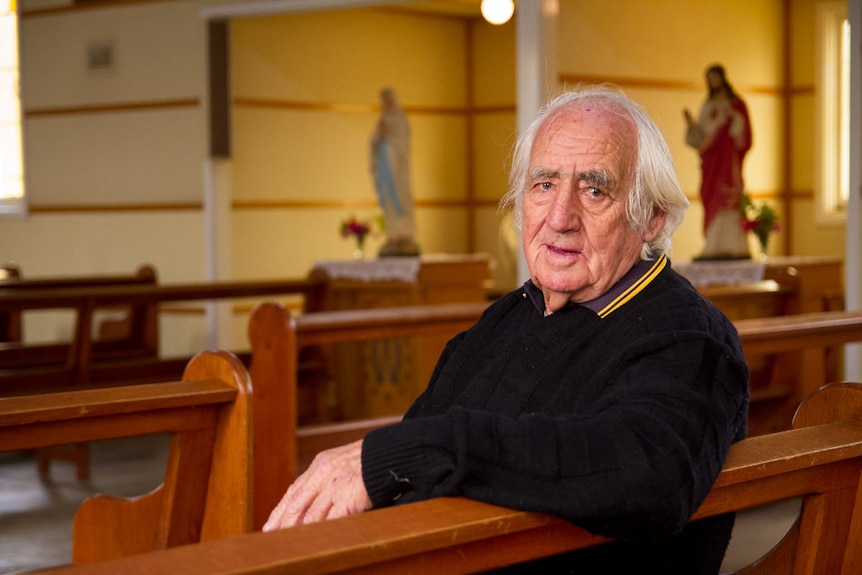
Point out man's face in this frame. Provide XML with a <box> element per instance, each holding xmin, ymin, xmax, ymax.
<box><xmin>521</xmin><ymin>102</ymin><xmax>663</xmax><ymax>312</ymax></box>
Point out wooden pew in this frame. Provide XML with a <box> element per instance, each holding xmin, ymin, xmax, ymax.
<box><xmin>27</xmin><ymin>381</ymin><xmax>862</xmax><ymax>575</ymax></box>
<box><xmin>244</xmin><ymin>304</ymin><xmax>862</xmax><ymax>528</ymax></box>
<box><xmin>0</xmin><ymin>263</ymin><xmax>159</xmax><ymax>356</ymax></box>
<box><xmin>8</xmin><ymin>303</ymin><xmax>862</xmax><ymax>570</ymax></box>
<box><xmin>0</xmin><ymin>350</ymin><xmax>253</xmax><ymax>564</ymax></box>
<box><xmin>0</xmin><ymin>276</ymin><xmax>326</xmax><ymax>390</ymax></box>
<box><xmin>0</xmin><ymin>262</ymin><xmax>22</xmax><ymax>340</ymax></box>
<box><xmin>283</xmin><ymin>306</ymin><xmax>862</xmax><ymax>453</ymax></box>
<box><xmin>8</xmin><ymin>296</ymin><xmax>860</xmax><ymax>538</ymax></box>
<box><xmin>248</xmin><ymin>301</ymin><xmax>489</xmax><ymax>530</ymax></box>
<box><xmin>0</xmin><ymin>275</ymin><xmax>325</xmax><ymax>481</ymax></box>
<box><xmin>699</xmin><ymin>278</ymin><xmax>796</xmax><ymax>321</ymax></box>
<box><xmin>735</xmin><ymin>310</ymin><xmax>862</xmax><ymax>435</ymax></box>
<box><xmin>0</xmin><ymin>265</ymin><xmax>164</xmax><ymax>479</ymax></box>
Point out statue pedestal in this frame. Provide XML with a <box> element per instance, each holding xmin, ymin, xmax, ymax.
<box><xmin>675</xmin><ymin>255</ymin><xmax>843</xmax><ymax>320</ymax></box>
<box><xmin>308</xmin><ymin>254</ymin><xmax>491</xmax><ymax>421</ymax></box>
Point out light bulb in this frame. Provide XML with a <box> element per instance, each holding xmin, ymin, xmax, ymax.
<box><xmin>481</xmin><ymin>0</ymin><xmax>514</xmax><ymax>25</ymax></box>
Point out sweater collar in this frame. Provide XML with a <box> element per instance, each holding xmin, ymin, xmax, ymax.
<box><xmin>522</xmin><ymin>254</ymin><xmax>668</xmax><ymax>318</ymax></box>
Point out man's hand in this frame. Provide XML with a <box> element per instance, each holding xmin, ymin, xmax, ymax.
<box><xmin>263</xmin><ymin>439</ymin><xmax>371</xmax><ymax>531</ymax></box>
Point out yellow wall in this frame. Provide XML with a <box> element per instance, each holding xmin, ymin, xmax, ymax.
<box><xmin>228</xmin><ymin>8</ymin><xmax>517</xmax><ymax>283</ymax></box>
<box><xmin>555</xmin><ymin>0</ymin><xmax>787</xmax><ymax>261</ymax></box>
<box><xmin>224</xmin><ymin>0</ymin><xmax>847</xmax><ymax>283</ymax></box>
<box><xmin>2</xmin><ymin>0</ymin><xmax>850</xmax><ymax>349</ymax></box>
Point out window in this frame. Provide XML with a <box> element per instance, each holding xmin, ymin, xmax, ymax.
<box><xmin>0</xmin><ymin>0</ymin><xmax>25</xmax><ymax>218</ymax></box>
<box><xmin>816</xmin><ymin>1</ymin><xmax>850</xmax><ymax>225</ymax></box>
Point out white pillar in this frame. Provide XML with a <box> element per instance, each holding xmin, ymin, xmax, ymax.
<box><xmin>204</xmin><ymin>158</ymin><xmax>233</xmax><ymax>350</ymax></box>
<box><xmin>515</xmin><ymin>0</ymin><xmax>558</xmax><ymax>284</ymax></box>
<box><xmin>845</xmin><ymin>0</ymin><xmax>861</xmax><ymax>379</ymax></box>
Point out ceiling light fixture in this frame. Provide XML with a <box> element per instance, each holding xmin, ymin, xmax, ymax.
<box><xmin>481</xmin><ymin>0</ymin><xmax>514</xmax><ymax>25</ymax></box>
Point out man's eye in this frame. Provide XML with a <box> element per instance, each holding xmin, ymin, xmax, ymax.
<box><xmin>584</xmin><ymin>186</ymin><xmax>604</xmax><ymax>199</ymax></box>
<box><xmin>532</xmin><ymin>181</ymin><xmax>553</xmax><ymax>192</ymax></box>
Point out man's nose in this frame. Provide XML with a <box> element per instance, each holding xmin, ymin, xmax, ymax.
<box><xmin>546</xmin><ymin>186</ymin><xmax>581</xmax><ymax>232</ymax></box>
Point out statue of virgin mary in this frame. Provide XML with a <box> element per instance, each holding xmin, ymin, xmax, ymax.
<box><xmin>370</xmin><ymin>87</ymin><xmax>420</xmax><ymax>257</ymax></box>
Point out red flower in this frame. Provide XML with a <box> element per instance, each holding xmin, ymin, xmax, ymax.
<box><xmin>340</xmin><ymin>216</ymin><xmax>374</xmax><ymax>248</ymax></box>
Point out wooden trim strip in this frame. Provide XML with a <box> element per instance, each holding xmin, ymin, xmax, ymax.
<box><xmin>231</xmin><ymin>199</ymin><xmax>378</xmax><ymax>210</ymax></box>
<box><xmin>24</xmin><ymin>98</ymin><xmax>200</xmax><ymax>118</ymax></box>
<box><xmin>29</xmin><ymin>203</ymin><xmax>202</xmax><ymax>214</ymax></box>
<box><xmin>558</xmin><ymin>73</ymin><xmax>812</xmax><ymax>97</ymax></box>
<box><xmin>233</xmin><ymin>96</ymin><xmax>513</xmax><ymax>116</ymax></box>
<box><xmin>231</xmin><ymin>198</ymin><xmax>501</xmax><ymax>210</ymax></box>
<box><xmin>27</xmin><ymin>192</ymin><xmax>804</xmax><ymax>215</ymax></box>
<box><xmin>20</xmin><ymin>0</ymin><xmax>172</xmax><ymax>18</ymax></box>
<box><xmin>24</xmin><ymin>198</ymin><xmax>505</xmax><ymax>214</ymax></box>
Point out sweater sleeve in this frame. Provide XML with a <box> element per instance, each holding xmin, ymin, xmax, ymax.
<box><xmin>361</xmin><ymin>330</ymin><xmax>749</xmax><ymax>542</ymax></box>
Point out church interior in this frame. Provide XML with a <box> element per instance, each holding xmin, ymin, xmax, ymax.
<box><xmin>1</xmin><ymin>0</ymin><xmax>861</xmax><ymax>572</ymax></box>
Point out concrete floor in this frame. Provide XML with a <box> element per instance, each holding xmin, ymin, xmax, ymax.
<box><xmin>0</xmin><ymin>435</ymin><xmax>800</xmax><ymax>574</ymax></box>
<box><xmin>0</xmin><ymin>435</ymin><xmax>170</xmax><ymax>574</ymax></box>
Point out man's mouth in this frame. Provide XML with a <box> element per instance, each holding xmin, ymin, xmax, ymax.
<box><xmin>546</xmin><ymin>244</ymin><xmax>581</xmax><ymax>256</ymax></box>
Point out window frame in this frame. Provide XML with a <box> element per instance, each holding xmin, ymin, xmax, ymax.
<box><xmin>0</xmin><ymin>0</ymin><xmax>26</xmax><ymax>219</ymax></box>
<box><xmin>815</xmin><ymin>0</ymin><xmax>850</xmax><ymax>226</ymax></box>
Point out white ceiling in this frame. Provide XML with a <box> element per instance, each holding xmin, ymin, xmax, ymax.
<box><xmin>201</xmin><ymin>0</ymin><xmax>484</xmax><ymax>20</ymax></box>
<box><xmin>401</xmin><ymin>0</ymin><xmax>482</xmax><ymax>17</ymax></box>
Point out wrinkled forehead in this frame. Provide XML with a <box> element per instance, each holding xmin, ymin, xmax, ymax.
<box><xmin>535</xmin><ymin>100</ymin><xmax>637</xmax><ymax>169</ymax></box>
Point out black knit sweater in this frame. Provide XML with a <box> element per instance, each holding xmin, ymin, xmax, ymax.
<box><xmin>361</xmin><ymin>260</ymin><xmax>750</xmax><ymax>574</ymax></box>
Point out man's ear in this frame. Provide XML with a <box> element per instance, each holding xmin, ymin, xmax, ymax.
<box><xmin>643</xmin><ymin>208</ymin><xmax>667</xmax><ymax>242</ymax></box>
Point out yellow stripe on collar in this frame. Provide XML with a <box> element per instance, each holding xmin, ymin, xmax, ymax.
<box><xmin>596</xmin><ymin>254</ymin><xmax>668</xmax><ymax>318</ymax></box>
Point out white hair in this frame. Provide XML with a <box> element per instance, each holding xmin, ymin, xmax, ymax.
<box><xmin>500</xmin><ymin>86</ymin><xmax>689</xmax><ymax>259</ymax></box>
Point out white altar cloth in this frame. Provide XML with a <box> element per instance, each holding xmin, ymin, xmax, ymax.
<box><xmin>312</xmin><ymin>257</ymin><xmax>421</xmax><ymax>283</ymax></box>
<box><xmin>673</xmin><ymin>260</ymin><xmax>766</xmax><ymax>288</ymax></box>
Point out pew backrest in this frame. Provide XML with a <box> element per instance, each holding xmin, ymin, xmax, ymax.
<box><xmin>0</xmin><ymin>264</ymin><xmax>159</xmax><ymax>349</ymax></box>
<box><xmin>0</xmin><ymin>350</ymin><xmax>253</xmax><ymax>564</ymax></box>
<box><xmin>735</xmin><ymin>309</ymin><xmax>862</xmax><ymax>354</ymax></box>
<box><xmin>0</xmin><ymin>277</ymin><xmax>325</xmax><ymax>391</ymax></box>
<box><xmin>735</xmin><ymin>310</ymin><xmax>862</xmax><ymax>435</ymax></box>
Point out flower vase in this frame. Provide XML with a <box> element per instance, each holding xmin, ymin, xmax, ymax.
<box><xmin>755</xmin><ymin>232</ymin><xmax>769</xmax><ymax>262</ymax></box>
<box><xmin>352</xmin><ymin>237</ymin><xmax>366</xmax><ymax>260</ymax></box>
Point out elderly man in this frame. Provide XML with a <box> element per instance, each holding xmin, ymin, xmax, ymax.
<box><xmin>266</xmin><ymin>87</ymin><xmax>749</xmax><ymax>574</ymax></box>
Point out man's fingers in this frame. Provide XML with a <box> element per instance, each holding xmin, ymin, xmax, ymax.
<box><xmin>264</xmin><ymin>476</ymin><xmax>315</xmax><ymax>530</ymax></box>
<box><xmin>263</xmin><ymin>440</ymin><xmax>369</xmax><ymax>531</ymax></box>
<box><xmin>302</xmin><ymin>495</ymin><xmax>334</xmax><ymax>525</ymax></box>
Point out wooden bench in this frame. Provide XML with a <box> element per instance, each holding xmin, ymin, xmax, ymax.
<box><xmin>0</xmin><ymin>276</ymin><xmax>326</xmax><ymax>388</ymax></box>
<box><xmin>699</xmin><ymin>278</ymin><xmax>796</xmax><ymax>321</ymax></box>
<box><xmin>735</xmin><ymin>310</ymin><xmax>862</xmax><ymax>435</ymax></box>
<box><xmin>26</xmin><ymin>381</ymin><xmax>862</xmax><ymax>574</ymax></box>
<box><xmin>0</xmin><ymin>265</ymin><xmax>165</xmax><ymax>479</ymax></box>
<box><xmin>241</xmin><ymin>303</ymin><xmax>862</xmax><ymax>529</ymax></box>
<box><xmin>0</xmin><ymin>277</ymin><xmax>327</xmax><ymax>481</ymax></box>
<box><xmin>248</xmin><ymin>301</ymin><xmax>489</xmax><ymax>530</ymax></box>
<box><xmin>0</xmin><ymin>263</ymin><xmax>159</xmax><ymax>356</ymax></box>
<box><xmin>0</xmin><ymin>301</ymin><xmax>487</xmax><ymax>569</ymax></box>
<box><xmin>0</xmin><ymin>350</ymin><xmax>253</xmax><ymax>565</ymax></box>
<box><xmin>9</xmin><ymin>298</ymin><xmax>860</xmax><ymax>539</ymax></box>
